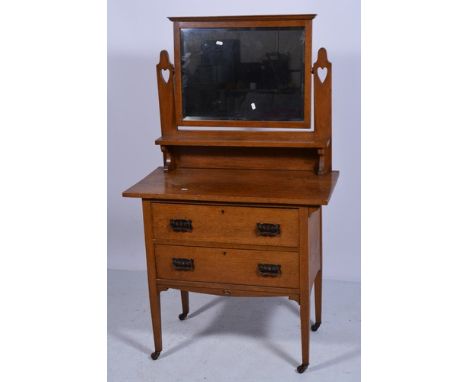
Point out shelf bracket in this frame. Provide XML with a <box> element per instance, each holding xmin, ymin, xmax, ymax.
<box><xmin>317</xmin><ymin>148</ymin><xmax>326</xmax><ymax>175</ymax></box>
<box><xmin>161</xmin><ymin>145</ymin><xmax>175</xmax><ymax>172</ymax></box>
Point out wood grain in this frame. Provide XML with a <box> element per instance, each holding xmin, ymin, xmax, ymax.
<box><xmin>123</xmin><ymin>14</ymin><xmax>339</xmax><ymax>369</ymax></box>
<box><xmin>313</xmin><ymin>48</ymin><xmax>332</xmax><ymax>174</ymax></box>
<box><xmin>156</xmin><ymin>135</ymin><xmax>330</xmax><ymax>148</ymax></box>
<box><xmin>155</xmin><ymin>244</ymin><xmax>299</xmax><ymax>288</ymax></box>
<box><xmin>298</xmin><ymin>207</ymin><xmax>311</xmax><ymax>366</ymax></box>
<box><xmin>142</xmin><ymin>200</ymin><xmax>162</xmax><ymax>353</ymax></box>
<box><xmin>156</xmin><ymin>50</ymin><xmax>177</xmax><ymax>137</ymax></box>
<box><xmin>158</xmin><ymin>279</ymin><xmax>299</xmax><ymax>302</ymax></box>
<box><xmin>123</xmin><ymin>167</ymin><xmax>339</xmax><ymax>206</ymax></box>
<box><xmin>152</xmin><ymin>203</ymin><xmax>299</xmax><ymax>247</ymax></box>
<box><xmin>152</xmin><ymin>238</ymin><xmax>298</xmax><ymax>253</ymax></box>
<box><xmin>172</xmin><ymin>146</ymin><xmax>319</xmax><ymax>172</ymax></box>
<box><xmin>308</xmin><ymin>207</ymin><xmax>321</xmax><ymax>290</ymax></box>
<box><xmin>156</xmin><ymin>51</ymin><xmax>177</xmax><ymax>171</ymax></box>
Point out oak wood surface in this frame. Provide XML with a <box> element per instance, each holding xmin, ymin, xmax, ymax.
<box><xmin>313</xmin><ymin>48</ymin><xmax>333</xmax><ymax>174</ymax></box>
<box><xmin>156</xmin><ymin>135</ymin><xmax>330</xmax><ymax>148</ymax></box>
<box><xmin>156</xmin><ymin>278</ymin><xmax>299</xmax><ymax>297</ymax></box>
<box><xmin>123</xmin><ymin>14</ymin><xmax>339</xmax><ymax>370</ymax></box>
<box><xmin>142</xmin><ymin>200</ymin><xmax>162</xmax><ymax>353</ymax></box>
<box><xmin>168</xmin><ymin>15</ymin><xmax>316</xmax><ymax>22</ymax></box>
<box><xmin>155</xmin><ymin>244</ymin><xmax>299</xmax><ymax>289</ymax></box>
<box><xmin>156</xmin><ymin>51</ymin><xmax>177</xmax><ymax>138</ymax></box>
<box><xmin>180</xmin><ymin>290</ymin><xmax>189</xmax><ymax>317</ymax></box>
<box><xmin>314</xmin><ymin>207</ymin><xmax>323</xmax><ymax>326</ymax></box>
<box><xmin>313</xmin><ymin>271</ymin><xmax>322</xmax><ymax>328</ymax></box>
<box><xmin>308</xmin><ymin>208</ymin><xmax>321</xmax><ymax>290</ymax></box>
<box><xmin>123</xmin><ymin>167</ymin><xmax>339</xmax><ymax>206</ymax></box>
<box><xmin>152</xmin><ymin>239</ymin><xmax>298</xmax><ymax>253</ymax></box>
<box><xmin>298</xmin><ymin>207</ymin><xmax>311</xmax><ymax>366</ymax></box>
<box><xmin>152</xmin><ymin>203</ymin><xmax>298</xmax><ymax>247</ymax></box>
<box><xmin>172</xmin><ymin>146</ymin><xmax>319</xmax><ymax>172</ymax></box>
<box><xmin>155</xmin><ymin>45</ymin><xmax>332</xmax><ymax>172</ymax></box>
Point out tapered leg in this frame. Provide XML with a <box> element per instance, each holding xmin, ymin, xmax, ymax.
<box><xmin>312</xmin><ymin>207</ymin><xmax>323</xmax><ymax>332</ymax></box>
<box><xmin>179</xmin><ymin>290</ymin><xmax>189</xmax><ymax>320</ymax></box>
<box><xmin>149</xmin><ymin>287</ymin><xmax>162</xmax><ymax>360</ymax></box>
<box><xmin>297</xmin><ymin>292</ymin><xmax>310</xmax><ymax>373</ymax></box>
<box><xmin>312</xmin><ymin>270</ymin><xmax>322</xmax><ymax>331</ymax></box>
<box><xmin>142</xmin><ymin>201</ymin><xmax>163</xmax><ymax>360</ymax></box>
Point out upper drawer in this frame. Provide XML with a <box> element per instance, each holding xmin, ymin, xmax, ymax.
<box><xmin>151</xmin><ymin>203</ymin><xmax>298</xmax><ymax>247</ymax></box>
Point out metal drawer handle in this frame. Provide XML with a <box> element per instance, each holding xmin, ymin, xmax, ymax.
<box><xmin>170</xmin><ymin>219</ymin><xmax>192</xmax><ymax>232</ymax></box>
<box><xmin>257</xmin><ymin>263</ymin><xmax>281</xmax><ymax>277</ymax></box>
<box><xmin>256</xmin><ymin>223</ymin><xmax>281</xmax><ymax>237</ymax></box>
<box><xmin>172</xmin><ymin>258</ymin><xmax>194</xmax><ymax>271</ymax></box>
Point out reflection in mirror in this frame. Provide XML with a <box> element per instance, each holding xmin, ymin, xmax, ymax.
<box><xmin>181</xmin><ymin>27</ymin><xmax>305</xmax><ymax>122</ymax></box>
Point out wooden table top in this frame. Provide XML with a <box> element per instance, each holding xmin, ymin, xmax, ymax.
<box><xmin>123</xmin><ymin>167</ymin><xmax>339</xmax><ymax>206</ymax></box>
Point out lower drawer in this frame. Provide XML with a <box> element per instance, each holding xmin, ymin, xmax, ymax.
<box><xmin>155</xmin><ymin>244</ymin><xmax>299</xmax><ymax>289</ymax></box>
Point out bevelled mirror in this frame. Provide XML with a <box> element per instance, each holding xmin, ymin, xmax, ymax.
<box><xmin>173</xmin><ymin>18</ymin><xmax>312</xmax><ymax>128</ymax></box>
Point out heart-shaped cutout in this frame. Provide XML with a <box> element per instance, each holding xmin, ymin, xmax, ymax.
<box><xmin>317</xmin><ymin>67</ymin><xmax>328</xmax><ymax>83</ymax></box>
<box><xmin>161</xmin><ymin>68</ymin><xmax>170</xmax><ymax>83</ymax></box>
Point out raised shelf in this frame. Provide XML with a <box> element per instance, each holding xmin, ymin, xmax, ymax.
<box><xmin>155</xmin><ymin>136</ymin><xmax>330</xmax><ymax>149</ymax></box>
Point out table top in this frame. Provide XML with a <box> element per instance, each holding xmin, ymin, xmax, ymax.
<box><xmin>123</xmin><ymin>167</ymin><xmax>339</xmax><ymax>206</ymax></box>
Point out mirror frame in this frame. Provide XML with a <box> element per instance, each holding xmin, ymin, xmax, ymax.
<box><xmin>172</xmin><ymin>17</ymin><xmax>313</xmax><ymax>129</ymax></box>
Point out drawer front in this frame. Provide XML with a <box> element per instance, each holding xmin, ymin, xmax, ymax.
<box><xmin>152</xmin><ymin>203</ymin><xmax>298</xmax><ymax>247</ymax></box>
<box><xmin>155</xmin><ymin>245</ymin><xmax>299</xmax><ymax>289</ymax></box>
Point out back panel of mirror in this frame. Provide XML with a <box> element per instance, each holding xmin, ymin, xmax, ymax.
<box><xmin>180</xmin><ymin>27</ymin><xmax>305</xmax><ymax>123</ymax></box>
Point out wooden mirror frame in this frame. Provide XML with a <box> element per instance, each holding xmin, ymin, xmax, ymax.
<box><xmin>171</xmin><ymin>15</ymin><xmax>314</xmax><ymax>129</ymax></box>
<box><xmin>155</xmin><ymin>15</ymin><xmax>333</xmax><ymax>175</ymax></box>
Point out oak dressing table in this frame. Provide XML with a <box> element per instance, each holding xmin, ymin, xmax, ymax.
<box><xmin>123</xmin><ymin>14</ymin><xmax>338</xmax><ymax>373</ymax></box>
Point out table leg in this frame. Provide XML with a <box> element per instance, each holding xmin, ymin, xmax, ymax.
<box><xmin>149</xmin><ymin>287</ymin><xmax>162</xmax><ymax>360</ymax></box>
<box><xmin>179</xmin><ymin>290</ymin><xmax>189</xmax><ymax>320</ymax></box>
<box><xmin>297</xmin><ymin>291</ymin><xmax>310</xmax><ymax>373</ymax></box>
<box><xmin>312</xmin><ymin>270</ymin><xmax>322</xmax><ymax>331</ymax></box>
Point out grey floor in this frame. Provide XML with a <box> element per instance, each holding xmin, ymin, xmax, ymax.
<box><xmin>108</xmin><ymin>270</ymin><xmax>360</xmax><ymax>382</ymax></box>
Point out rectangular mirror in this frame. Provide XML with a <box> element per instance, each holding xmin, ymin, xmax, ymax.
<box><xmin>173</xmin><ymin>19</ymin><xmax>312</xmax><ymax>129</ymax></box>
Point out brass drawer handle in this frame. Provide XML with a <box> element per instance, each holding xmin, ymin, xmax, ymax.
<box><xmin>170</xmin><ymin>219</ymin><xmax>192</xmax><ymax>232</ymax></box>
<box><xmin>257</xmin><ymin>263</ymin><xmax>281</xmax><ymax>277</ymax></box>
<box><xmin>172</xmin><ymin>258</ymin><xmax>194</xmax><ymax>271</ymax></box>
<box><xmin>256</xmin><ymin>223</ymin><xmax>281</xmax><ymax>237</ymax></box>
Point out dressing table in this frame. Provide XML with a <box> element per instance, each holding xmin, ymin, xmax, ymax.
<box><xmin>123</xmin><ymin>14</ymin><xmax>339</xmax><ymax>373</ymax></box>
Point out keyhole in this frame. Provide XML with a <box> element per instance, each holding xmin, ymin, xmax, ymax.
<box><xmin>221</xmin><ymin>209</ymin><xmax>225</xmax><ymax>214</ymax></box>
<box><xmin>222</xmin><ymin>251</ymin><xmax>227</xmax><ymax>256</ymax></box>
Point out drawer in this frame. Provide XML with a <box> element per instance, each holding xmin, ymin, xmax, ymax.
<box><xmin>155</xmin><ymin>244</ymin><xmax>299</xmax><ymax>289</ymax></box>
<box><xmin>151</xmin><ymin>203</ymin><xmax>298</xmax><ymax>247</ymax></box>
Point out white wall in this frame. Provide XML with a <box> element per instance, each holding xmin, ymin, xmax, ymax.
<box><xmin>108</xmin><ymin>0</ymin><xmax>360</xmax><ymax>281</ymax></box>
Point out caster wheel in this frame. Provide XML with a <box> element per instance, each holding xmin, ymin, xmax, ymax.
<box><xmin>311</xmin><ymin>322</ymin><xmax>321</xmax><ymax>332</ymax></box>
<box><xmin>151</xmin><ymin>351</ymin><xmax>161</xmax><ymax>360</ymax></box>
<box><xmin>178</xmin><ymin>313</ymin><xmax>188</xmax><ymax>321</ymax></box>
<box><xmin>296</xmin><ymin>363</ymin><xmax>309</xmax><ymax>373</ymax></box>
